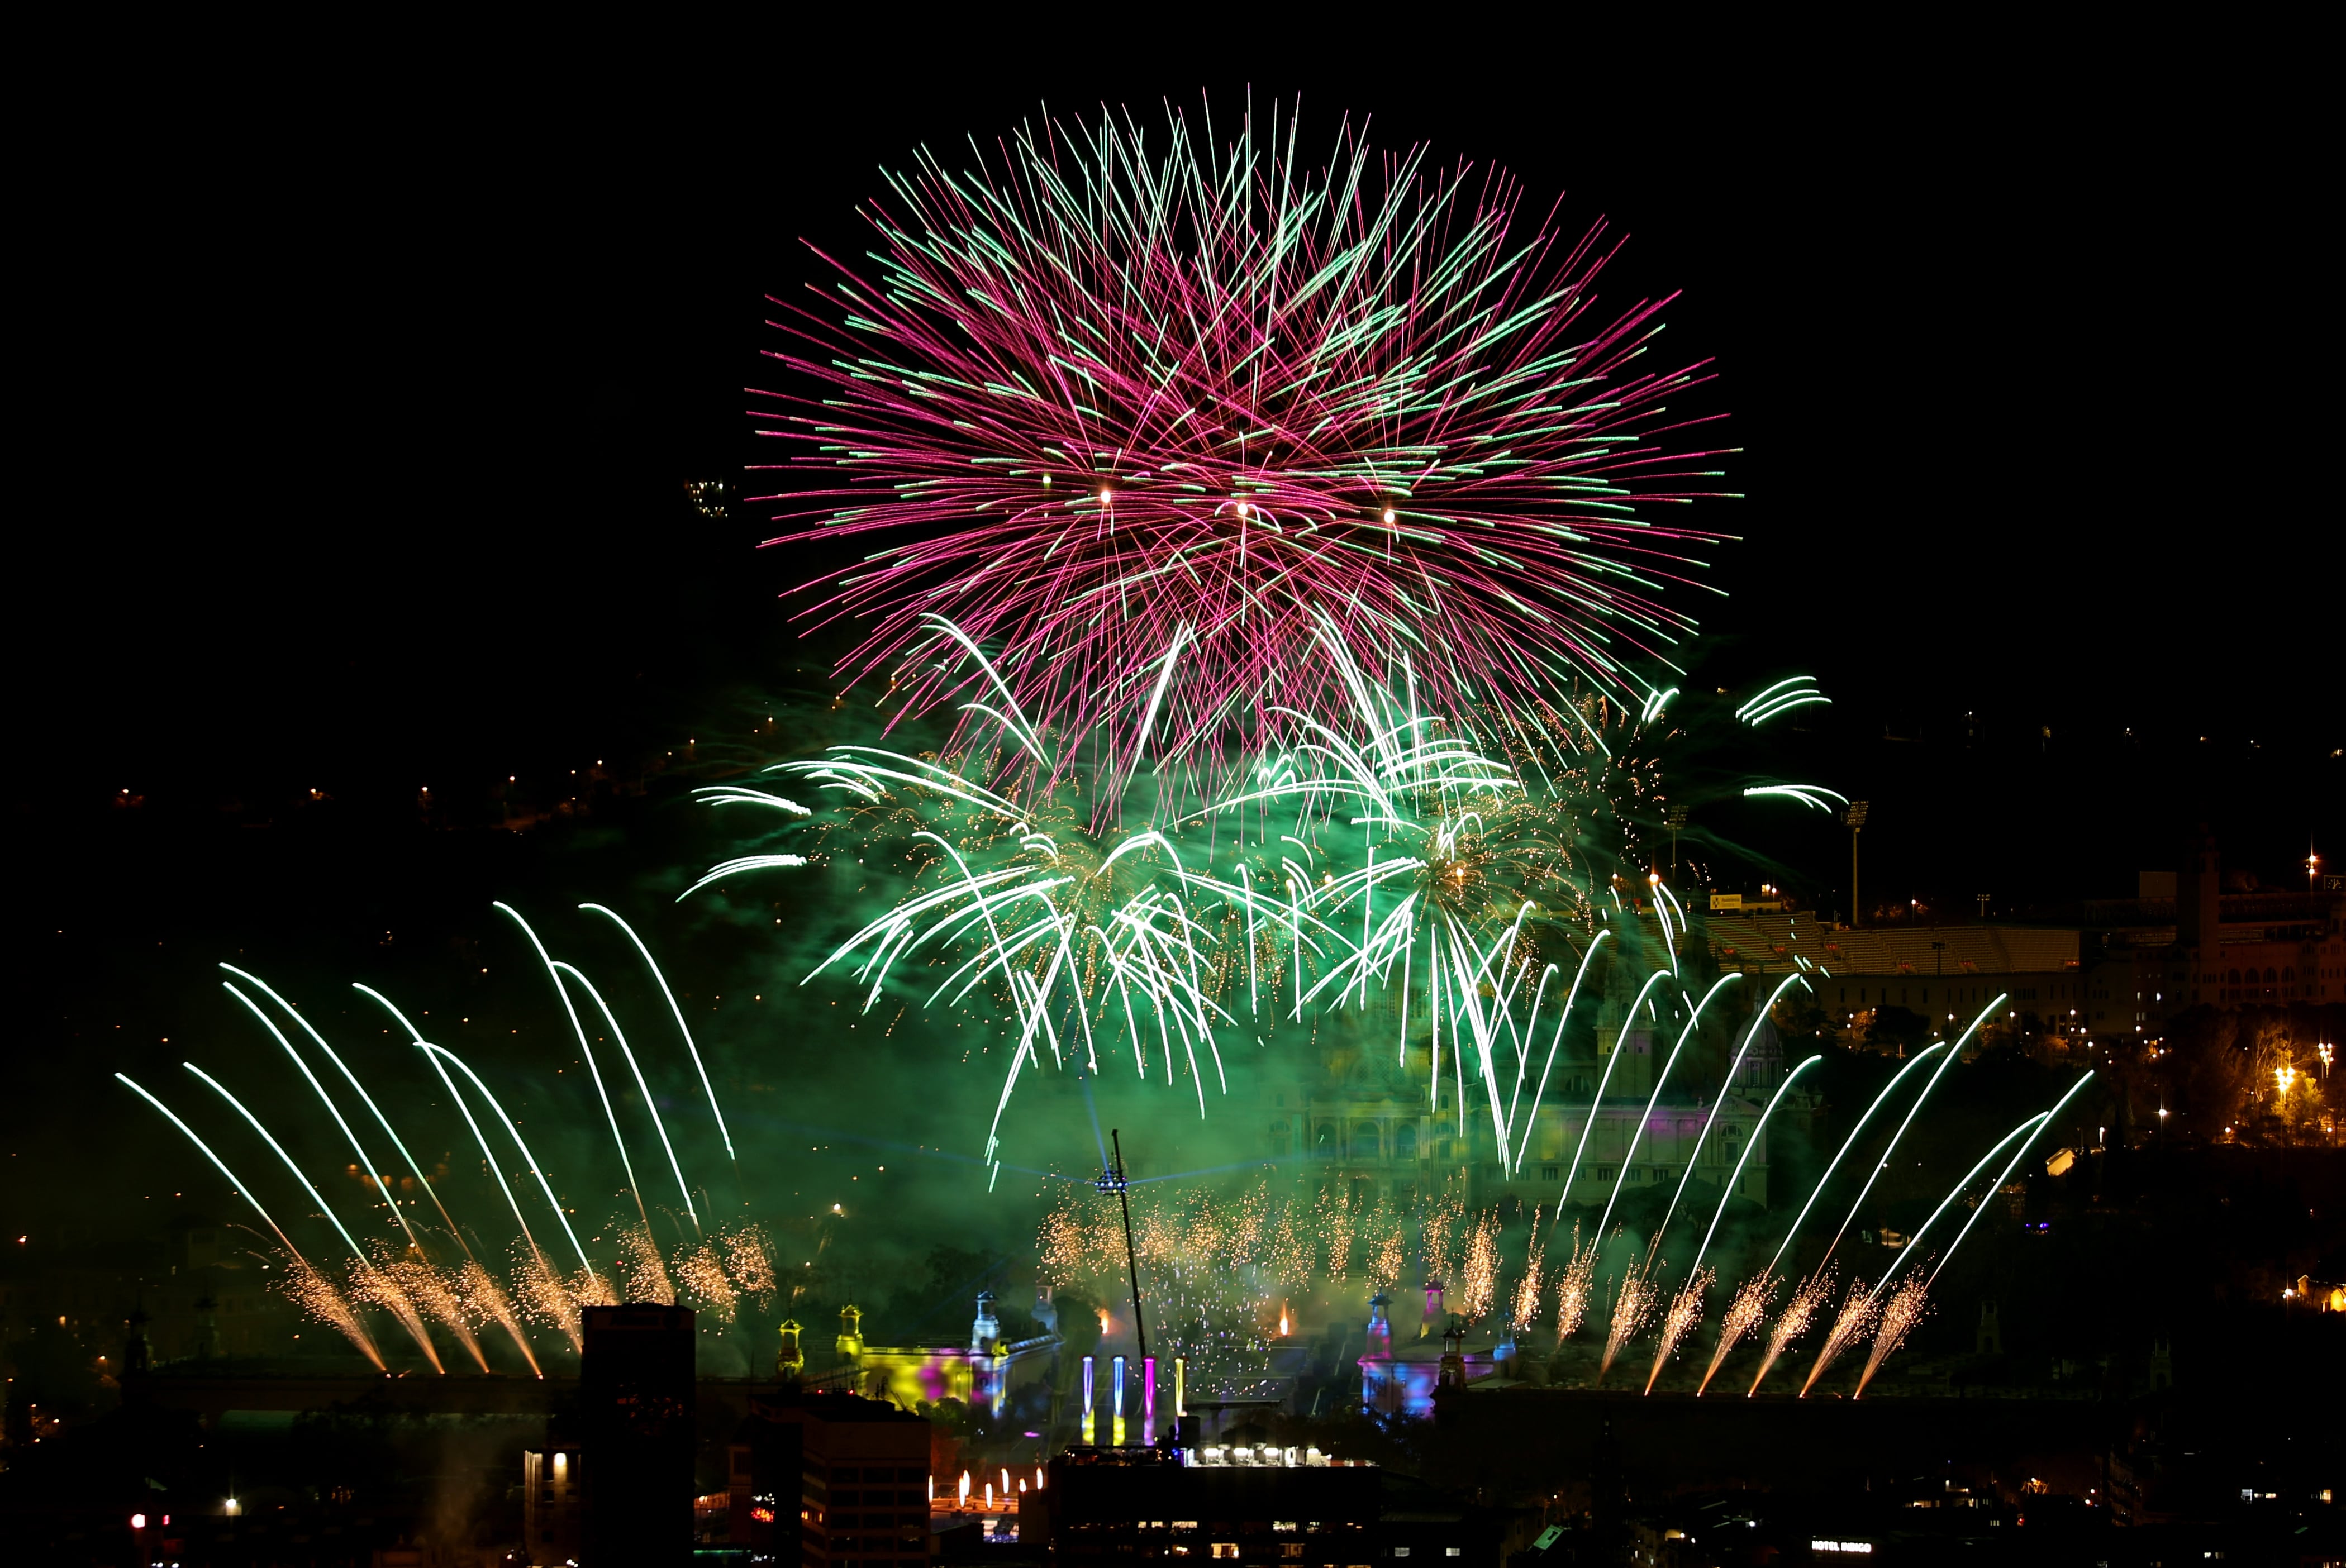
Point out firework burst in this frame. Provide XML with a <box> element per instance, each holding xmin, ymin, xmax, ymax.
<box><xmin>756</xmin><ymin>101</ymin><xmax>1732</xmax><ymax>790</ymax></box>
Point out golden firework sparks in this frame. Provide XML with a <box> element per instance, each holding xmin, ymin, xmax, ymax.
<box><xmin>1644</xmin><ymin>1267</ymin><xmax>1712</xmax><ymax>1394</ymax></box>
<box><xmin>281</xmin><ymin>1254</ymin><xmax>386</xmax><ymax>1370</ymax></box>
<box><xmin>1697</xmin><ymin>1272</ymin><xmax>1772</xmax><ymax>1395</ymax></box>
<box><xmin>1855</xmin><ymin>1276</ymin><xmax>1929</xmax><ymax>1398</ymax></box>
<box><xmin>1596</xmin><ymin>1259</ymin><xmax>1655</xmax><ymax>1383</ymax></box>
<box><xmin>1800</xmin><ymin>1278</ymin><xmax>1884</xmax><ymax>1397</ymax></box>
<box><xmin>1552</xmin><ymin>1228</ymin><xmax>1596</xmax><ymax>1345</ymax></box>
<box><xmin>1750</xmin><ymin>1270</ymin><xmax>1833</xmax><ymax>1397</ymax></box>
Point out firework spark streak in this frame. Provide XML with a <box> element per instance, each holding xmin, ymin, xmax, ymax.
<box><xmin>1459</xmin><ymin>1209</ymin><xmax>1501</xmax><ymax>1319</ymax></box>
<box><xmin>754</xmin><ymin>101</ymin><xmax>1734</xmax><ymax>791</ymax></box>
<box><xmin>710</xmin><ymin>619</ymin><xmax>1686</xmax><ymax>1159</ymax></box>
<box><xmin>375</xmin><ymin>1257</ymin><xmax>488</xmax><ymax>1373</ymax></box>
<box><xmin>127</xmin><ymin>949</ymin><xmax>769</xmax><ymax>1374</ymax></box>
<box><xmin>1815</xmin><ymin>999</ymin><xmax>2006</xmax><ymax>1272</ymax></box>
<box><xmin>1855</xmin><ymin>1276</ymin><xmax>1929</xmax><ymax>1397</ymax></box>
<box><xmin>457</xmin><ymin>1260</ymin><xmax>541</xmax><ymax>1377</ymax></box>
<box><xmin>1749</xmin><ymin>1271</ymin><xmax>1831</xmax><ymax>1397</ymax></box>
<box><xmin>1644</xmin><ymin>1267</ymin><xmax>1714</xmax><ymax>1394</ymax></box>
<box><xmin>1596</xmin><ymin>1259</ymin><xmax>1656</xmax><ymax>1383</ymax></box>
<box><xmin>1697</xmin><ymin>1272</ymin><xmax>1772</xmax><ymax>1395</ymax></box>
<box><xmin>1552</xmin><ymin>1229</ymin><xmax>1596</xmax><ymax>1345</ymax></box>
<box><xmin>1800</xmin><ymin>1279</ymin><xmax>1885</xmax><ymax>1397</ymax></box>
<box><xmin>617</xmin><ymin>1222</ymin><xmax>680</xmax><ymax>1307</ymax></box>
<box><xmin>1512</xmin><ymin>1208</ymin><xmax>1548</xmax><ymax>1328</ymax></box>
<box><xmin>284</xmin><ymin>1255</ymin><xmax>387</xmax><ymax>1371</ymax></box>
<box><xmin>1762</xmin><ymin>1043</ymin><xmax>1950</xmax><ymax>1280</ymax></box>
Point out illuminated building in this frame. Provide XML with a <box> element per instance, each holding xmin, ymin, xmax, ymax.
<box><xmin>579</xmin><ymin>1303</ymin><xmax>696</xmax><ymax>1564</ymax></box>
<box><xmin>2147</xmin><ymin>836</ymin><xmax>2344</xmax><ymax>1014</ymax></box>
<box><xmin>1707</xmin><ymin>907</ymin><xmax>2086</xmax><ymax>1045</ymax></box>
<box><xmin>1278</xmin><ymin>975</ymin><xmax>1785</xmax><ymax>1210</ymax></box>
<box><xmin>829</xmin><ymin>1293</ymin><xmax>1061</xmax><ymax>1418</ymax></box>
<box><xmin>1021</xmin><ymin>1445</ymin><xmax>1384</xmax><ymax>1567</ymax></box>
<box><xmin>727</xmin><ymin>1388</ymin><xmax>936</xmax><ymax>1562</ymax></box>
<box><xmin>1356</xmin><ymin>1286</ymin><xmax>1503</xmax><ymax>1418</ymax></box>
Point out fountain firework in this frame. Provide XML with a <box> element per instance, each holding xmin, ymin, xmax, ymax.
<box><xmin>1512</xmin><ymin>1209</ymin><xmax>1549</xmax><ymax>1328</ymax></box>
<box><xmin>1697</xmin><ymin>1272</ymin><xmax>1773</xmax><ymax>1395</ymax></box>
<box><xmin>1749</xmin><ymin>1271</ymin><xmax>1831</xmax><ymax>1397</ymax></box>
<box><xmin>1800</xmin><ymin>1279</ymin><xmax>1886</xmax><ymax>1397</ymax></box>
<box><xmin>118</xmin><ymin>910</ymin><xmax>777</xmax><ymax>1373</ymax></box>
<box><xmin>1856</xmin><ymin>1276</ymin><xmax>1930</xmax><ymax>1398</ymax></box>
<box><xmin>1552</xmin><ymin>1230</ymin><xmax>1597</xmax><ymax>1346</ymax></box>
<box><xmin>1596</xmin><ymin>1260</ymin><xmax>1657</xmax><ymax>1383</ymax></box>
<box><xmin>1644</xmin><ymin>1267</ymin><xmax>1714</xmax><ymax>1394</ymax></box>
<box><xmin>283</xmin><ymin>1254</ymin><xmax>387</xmax><ymax>1371</ymax></box>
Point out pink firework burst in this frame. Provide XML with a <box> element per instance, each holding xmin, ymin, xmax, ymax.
<box><xmin>755</xmin><ymin>99</ymin><xmax>1733</xmax><ymax>783</ymax></box>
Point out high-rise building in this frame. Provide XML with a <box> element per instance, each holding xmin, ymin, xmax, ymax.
<box><xmin>729</xmin><ymin>1388</ymin><xmax>936</xmax><ymax>1565</ymax></box>
<box><xmin>580</xmin><ymin>1303</ymin><xmax>696</xmax><ymax>1565</ymax></box>
<box><xmin>523</xmin><ymin>1445</ymin><xmax>583</xmax><ymax>1565</ymax></box>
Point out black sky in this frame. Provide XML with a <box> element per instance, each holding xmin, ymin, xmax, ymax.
<box><xmin>11</xmin><ymin>39</ymin><xmax>2335</xmax><ymax>1039</ymax></box>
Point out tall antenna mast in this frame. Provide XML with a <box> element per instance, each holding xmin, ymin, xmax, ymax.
<box><xmin>1100</xmin><ymin>1129</ymin><xmax>1149</xmax><ymax>1365</ymax></box>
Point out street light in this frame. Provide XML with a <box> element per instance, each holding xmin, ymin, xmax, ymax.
<box><xmin>1844</xmin><ymin>801</ymin><xmax>1871</xmax><ymax>927</ymax></box>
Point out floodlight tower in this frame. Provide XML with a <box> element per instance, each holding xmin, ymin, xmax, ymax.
<box><xmin>1844</xmin><ymin>801</ymin><xmax>1871</xmax><ymax>927</ymax></box>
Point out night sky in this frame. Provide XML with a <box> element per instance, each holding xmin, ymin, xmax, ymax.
<box><xmin>9</xmin><ymin>47</ymin><xmax>2332</xmax><ymax>1245</ymax></box>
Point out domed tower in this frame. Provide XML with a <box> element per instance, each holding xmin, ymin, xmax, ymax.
<box><xmin>971</xmin><ymin>1290</ymin><xmax>1001</xmax><ymax>1355</ymax></box>
<box><xmin>836</xmin><ymin>1304</ymin><xmax>864</xmax><ymax>1365</ymax></box>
